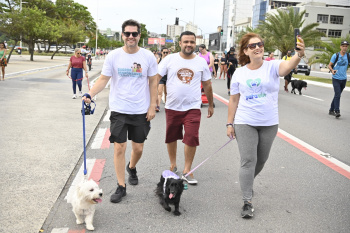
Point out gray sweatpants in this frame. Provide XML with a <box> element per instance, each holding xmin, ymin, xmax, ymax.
<box><xmin>234</xmin><ymin>124</ymin><xmax>278</xmax><ymax>202</ymax></box>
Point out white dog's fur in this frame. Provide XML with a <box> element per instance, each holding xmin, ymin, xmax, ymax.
<box><xmin>71</xmin><ymin>179</ymin><xmax>103</xmax><ymax>231</ymax></box>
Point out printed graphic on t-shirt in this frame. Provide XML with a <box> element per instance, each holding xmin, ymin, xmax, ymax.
<box><xmin>245</xmin><ymin>78</ymin><xmax>266</xmax><ymax>100</ymax></box>
<box><xmin>117</xmin><ymin>62</ymin><xmax>143</xmax><ymax>78</ymax></box>
<box><xmin>177</xmin><ymin>68</ymin><xmax>194</xmax><ymax>84</ymax></box>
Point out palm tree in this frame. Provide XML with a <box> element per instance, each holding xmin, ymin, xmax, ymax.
<box><xmin>309</xmin><ymin>35</ymin><xmax>350</xmax><ymax>66</ymax></box>
<box><xmin>258</xmin><ymin>7</ymin><xmax>324</xmax><ymax>58</ymax></box>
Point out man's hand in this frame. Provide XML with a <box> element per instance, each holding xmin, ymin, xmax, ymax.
<box><xmin>207</xmin><ymin>106</ymin><xmax>214</xmax><ymax>118</ymax></box>
<box><xmin>82</xmin><ymin>95</ymin><xmax>91</xmax><ymax>104</ymax></box>
<box><xmin>226</xmin><ymin>126</ymin><xmax>235</xmax><ymax>139</ymax></box>
<box><xmin>146</xmin><ymin>106</ymin><xmax>156</xmax><ymax>121</ymax></box>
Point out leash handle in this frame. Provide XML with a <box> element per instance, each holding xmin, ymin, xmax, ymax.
<box><xmin>184</xmin><ymin>138</ymin><xmax>234</xmax><ymax>177</ymax></box>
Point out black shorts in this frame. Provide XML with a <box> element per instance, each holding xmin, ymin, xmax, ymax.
<box><xmin>284</xmin><ymin>72</ymin><xmax>293</xmax><ymax>82</ymax></box>
<box><xmin>109</xmin><ymin>112</ymin><xmax>150</xmax><ymax>143</ymax></box>
<box><xmin>159</xmin><ymin>75</ymin><xmax>167</xmax><ymax>85</ymax></box>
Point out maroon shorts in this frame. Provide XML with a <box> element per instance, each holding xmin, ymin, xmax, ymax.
<box><xmin>165</xmin><ymin>109</ymin><xmax>201</xmax><ymax>147</ymax></box>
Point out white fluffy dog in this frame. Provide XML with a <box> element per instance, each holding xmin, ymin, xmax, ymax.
<box><xmin>71</xmin><ymin>179</ymin><xmax>103</xmax><ymax>231</ymax></box>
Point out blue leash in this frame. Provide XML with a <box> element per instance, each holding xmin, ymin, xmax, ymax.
<box><xmin>82</xmin><ymin>99</ymin><xmax>96</xmax><ymax>176</ymax></box>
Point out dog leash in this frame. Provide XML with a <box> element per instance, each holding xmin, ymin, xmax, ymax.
<box><xmin>184</xmin><ymin>138</ymin><xmax>234</xmax><ymax>177</ymax></box>
<box><xmin>82</xmin><ymin>99</ymin><xmax>96</xmax><ymax>176</ymax></box>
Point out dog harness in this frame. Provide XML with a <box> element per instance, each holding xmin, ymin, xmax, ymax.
<box><xmin>162</xmin><ymin>170</ymin><xmax>180</xmax><ymax>196</ymax></box>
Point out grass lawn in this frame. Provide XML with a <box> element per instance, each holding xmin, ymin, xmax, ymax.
<box><xmin>294</xmin><ymin>74</ymin><xmax>350</xmax><ymax>87</ymax></box>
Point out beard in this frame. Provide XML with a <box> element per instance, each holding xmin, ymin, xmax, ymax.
<box><xmin>181</xmin><ymin>46</ymin><xmax>194</xmax><ymax>56</ymax></box>
<box><xmin>125</xmin><ymin>38</ymin><xmax>139</xmax><ymax>48</ymax></box>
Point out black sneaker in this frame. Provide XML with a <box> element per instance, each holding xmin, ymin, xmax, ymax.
<box><xmin>241</xmin><ymin>201</ymin><xmax>254</xmax><ymax>218</ymax></box>
<box><xmin>110</xmin><ymin>184</ymin><xmax>126</xmax><ymax>203</ymax></box>
<box><xmin>126</xmin><ymin>162</ymin><xmax>138</xmax><ymax>185</ymax></box>
<box><xmin>329</xmin><ymin>110</ymin><xmax>335</xmax><ymax>116</ymax></box>
<box><xmin>335</xmin><ymin>111</ymin><xmax>341</xmax><ymax>118</ymax></box>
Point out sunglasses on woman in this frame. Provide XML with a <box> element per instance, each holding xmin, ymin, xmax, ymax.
<box><xmin>123</xmin><ymin>31</ymin><xmax>139</xmax><ymax>37</ymax></box>
<box><xmin>246</xmin><ymin>41</ymin><xmax>264</xmax><ymax>50</ymax></box>
<box><xmin>163</xmin><ymin>52</ymin><xmax>168</xmax><ymax>54</ymax></box>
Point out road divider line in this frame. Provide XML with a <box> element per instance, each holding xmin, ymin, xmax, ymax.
<box><xmin>103</xmin><ymin>110</ymin><xmax>111</xmax><ymax>122</ymax></box>
<box><xmin>90</xmin><ymin>128</ymin><xmax>107</xmax><ymax>149</ymax></box>
<box><xmin>301</xmin><ymin>94</ymin><xmax>323</xmax><ymax>101</ymax></box>
<box><xmin>101</xmin><ymin>129</ymin><xmax>111</xmax><ymax>149</ymax></box>
<box><xmin>213</xmin><ymin>92</ymin><xmax>350</xmax><ymax>180</ymax></box>
<box><xmin>50</xmin><ymin>228</ymin><xmax>69</xmax><ymax>233</ymax></box>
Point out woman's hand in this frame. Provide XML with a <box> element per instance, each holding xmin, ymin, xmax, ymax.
<box><xmin>66</xmin><ymin>70</ymin><xmax>69</xmax><ymax>76</ymax></box>
<box><xmin>226</xmin><ymin>125</ymin><xmax>235</xmax><ymax>139</ymax></box>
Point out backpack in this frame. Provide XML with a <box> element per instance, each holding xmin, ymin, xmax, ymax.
<box><xmin>331</xmin><ymin>52</ymin><xmax>350</xmax><ymax>68</ymax></box>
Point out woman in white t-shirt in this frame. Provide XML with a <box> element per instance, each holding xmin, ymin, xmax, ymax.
<box><xmin>226</xmin><ymin>33</ymin><xmax>305</xmax><ymax>218</ymax></box>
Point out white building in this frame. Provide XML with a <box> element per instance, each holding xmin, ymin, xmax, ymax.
<box><xmin>167</xmin><ymin>25</ymin><xmax>184</xmax><ymax>38</ymax></box>
<box><xmin>185</xmin><ymin>21</ymin><xmax>198</xmax><ymax>35</ymax></box>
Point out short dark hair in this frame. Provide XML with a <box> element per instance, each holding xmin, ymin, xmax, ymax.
<box><xmin>199</xmin><ymin>44</ymin><xmax>206</xmax><ymax>49</ymax></box>
<box><xmin>161</xmin><ymin>47</ymin><xmax>168</xmax><ymax>52</ymax></box>
<box><xmin>122</xmin><ymin>19</ymin><xmax>141</xmax><ymax>33</ymax></box>
<box><xmin>179</xmin><ymin>31</ymin><xmax>196</xmax><ymax>41</ymax></box>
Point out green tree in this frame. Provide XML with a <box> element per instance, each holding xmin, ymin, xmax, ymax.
<box><xmin>309</xmin><ymin>35</ymin><xmax>350</xmax><ymax>66</ymax></box>
<box><xmin>258</xmin><ymin>7</ymin><xmax>324</xmax><ymax>58</ymax></box>
<box><xmin>139</xmin><ymin>23</ymin><xmax>148</xmax><ymax>47</ymax></box>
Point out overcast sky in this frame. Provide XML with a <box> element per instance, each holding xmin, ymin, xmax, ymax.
<box><xmin>73</xmin><ymin>0</ymin><xmax>224</xmax><ymax>36</ymax></box>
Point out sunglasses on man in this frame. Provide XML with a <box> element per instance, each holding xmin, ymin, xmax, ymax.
<box><xmin>246</xmin><ymin>41</ymin><xmax>264</xmax><ymax>50</ymax></box>
<box><xmin>123</xmin><ymin>31</ymin><xmax>139</xmax><ymax>37</ymax></box>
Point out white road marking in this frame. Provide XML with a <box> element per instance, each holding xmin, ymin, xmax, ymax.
<box><xmin>103</xmin><ymin>110</ymin><xmax>111</xmax><ymax>122</ymax></box>
<box><xmin>301</xmin><ymin>94</ymin><xmax>323</xmax><ymax>101</ymax></box>
<box><xmin>90</xmin><ymin>128</ymin><xmax>108</xmax><ymax>149</ymax></box>
<box><xmin>51</xmin><ymin>228</ymin><xmax>69</xmax><ymax>233</ymax></box>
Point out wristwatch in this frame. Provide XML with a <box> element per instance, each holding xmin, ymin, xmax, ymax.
<box><xmin>226</xmin><ymin>123</ymin><xmax>233</xmax><ymax>128</ymax></box>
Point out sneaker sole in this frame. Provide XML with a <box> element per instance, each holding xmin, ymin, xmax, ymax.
<box><xmin>182</xmin><ymin>176</ymin><xmax>198</xmax><ymax>185</ymax></box>
<box><xmin>110</xmin><ymin>192</ymin><xmax>126</xmax><ymax>203</ymax></box>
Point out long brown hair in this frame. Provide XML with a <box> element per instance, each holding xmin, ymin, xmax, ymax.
<box><xmin>238</xmin><ymin>33</ymin><xmax>263</xmax><ymax>66</ymax></box>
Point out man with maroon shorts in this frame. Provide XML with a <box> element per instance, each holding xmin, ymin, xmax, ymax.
<box><xmin>157</xmin><ymin>31</ymin><xmax>214</xmax><ymax>184</ymax></box>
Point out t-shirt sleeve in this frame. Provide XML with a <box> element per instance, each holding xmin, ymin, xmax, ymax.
<box><xmin>148</xmin><ymin>54</ymin><xmax>158</xmax><ymax>77</ymax></box>
<box><xmin>201</xmin><ymin>60</ymin><xmax>212</xmax><ymax>81</ymax></box>
<box><xmin>101</xmin><ymin>52</ymin><xmax>113</xmax><ymax>77</ymax></box>
<box><xmin>158</xmin><ymin>56</ymin><xmax>169</xmax><ymax>77</ymax></box>
<box><xmin>330</xmin><ymin>54</ymin><xmax>336</xmax><ymax>64</ymax></box>
<box><xmin>230</xmin><ymin>71</ymin><xmax>239</xmax><ymax>95</ymax></box>
<box><xmin>273</xmin><ymin>60</ymin><xmax>283</xmax><ymax>77</ymax></box>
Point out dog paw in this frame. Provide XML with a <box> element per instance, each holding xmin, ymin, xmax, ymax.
<box><xmin>86</xmin><ymin>224</ymin><xmax>95</xmax><ymax>231</ymax></box>
<box><xmin>165</xmin><ymin>206</ymin><xmax>171</xmax><ymax>212</ymax></box>
<box><xmin>173</xmin><ymin>210</ymin><xmax>181</xmax><ymax>216</ymax></box>
<box><xmin>76</xmin><ymin>219</ymin><xmax>84</xmax><ymax>225</ymax></box>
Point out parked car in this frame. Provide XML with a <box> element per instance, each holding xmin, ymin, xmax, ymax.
<box><xmin>294</xmin><ymin>58</ymin><xmax>311</xmax><ymax>76</ymax></box>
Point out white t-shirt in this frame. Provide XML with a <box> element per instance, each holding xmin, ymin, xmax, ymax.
<box><xmin>102</xmin><ymin>48</ymin><xmax>158</xmax><ymax>114</ymax></box>
<box><xmin>230</xmin><ymin>60</ymin><xmax>283</xmax><ymax>126</ymax></box>
<box><xmin>158</xmin><ymin>53</ymin><xmax>211</xmax><ymax>111</ymax></box>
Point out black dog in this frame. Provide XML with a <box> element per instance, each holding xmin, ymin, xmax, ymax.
<box><xmin>155</xmin><ymin>171</ymin><xmax>184</xmax><ymax>216</ymax></box>
<box><xmin>291</xmin><ymin>80</ymin><xmax>307</xmax><ymax>95</ymax></box>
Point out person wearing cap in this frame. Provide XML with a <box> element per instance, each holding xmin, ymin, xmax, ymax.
<box><xmin>327</xmin><ymin>40</ymin><xmax>349</xmax><ymax>118</ymax></box>
<box><xmin>198</xmin><ymin>44</ymin><xmax>215</xmax><ymax>77</ymax></box>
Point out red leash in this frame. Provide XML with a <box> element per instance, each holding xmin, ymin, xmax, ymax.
<box><xmin>67</xmin><ymin>75</ymin><xmax>84</xmax><ymax>81</ymax></box>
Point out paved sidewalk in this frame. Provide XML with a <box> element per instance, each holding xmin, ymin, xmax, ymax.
<box><xmin>0</xmin><ymin>55</ymin><xmax>109</xmax><ymax>233</ymax></box>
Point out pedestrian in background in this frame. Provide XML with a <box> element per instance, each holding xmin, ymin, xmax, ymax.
<box><xmin>219</xmin><ymin>52</ymin><xmax>227</xmax><ymax>79</ymax></box>
<box><xmin>226</xmin><ymin>32</ymin><xmax>305</xmax><ymax>218</ymax></box>
<box><xmin>82</xmin><ymin>19</ymin><xmax>158</xmax><ymax>204</ymax></box>
<box><xmin>198</xmin><ymin>44</ymin><xmax>215</xmax><ymax>77</ymax></box>
<box><xmin>226</xmin><ymin>47</ymin><xmax>238</xmax><ymax>95</ymax></box>
<box><xmin>282</xmin><ymin>50</ymin><xmax>294</xmax><ymax>92</ymax></box>
<box><xmin>265</xmin><ymin>52</ymin><xmax>275</xmax><ymax>61</ymax></box>
<box><xmin>156</xmin><ymin>47</ymin><xmax>169</xmax><ymax>112</ymax></box>
<box><xmin>213</xmin><ymin>54</ymin><xmax>219</xmax><ymax>79</ymax></box>
<box><xmin>327</xmin><ymin>40</ymin><xmax>349</xmax><ymax>118</ymax></box>
<box><xmin>0</xmin><ymin>42</ymin><xmax>7</xmax><ymax>81</ymax></box>
<box><xmin>66</xmin><ymin>48</ymin><xmax>88</xmax><ymax>99</ymax></box>
<box><xmin>157</xmin><ymin>31</ymin><xmax>214</xmax><ymax>185</ymax></box>
<box><xmin>86</xmin><ymin>52</ymin><xmax>92</xmax><ymax>71</ymax></box>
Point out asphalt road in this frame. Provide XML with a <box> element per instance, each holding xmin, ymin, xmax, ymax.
<box><xmin>1</xmin><ymin>64</ymin><xmax>350</xmax><ymax>233</ymax></box>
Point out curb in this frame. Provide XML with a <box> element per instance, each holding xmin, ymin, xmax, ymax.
<box><xmin>5</xmin><ymin>64</ymin><xmax>66</xmax><ymax>77</ymax></box>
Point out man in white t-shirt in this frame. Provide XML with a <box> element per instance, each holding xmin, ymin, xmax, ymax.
<box><xmin>157</xmin><ymin>31</ymin><xmax>214</xmax><ymax>185</ymax></box>
<box><xmin>82</xmin><ymin>19</ymin><xmax>158</xmax><ymax>203</ymax></box>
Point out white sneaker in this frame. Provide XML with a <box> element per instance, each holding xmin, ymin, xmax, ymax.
<box><xmin>72</xmin><ymin>94</ymin><xmax>77</xmax><ymax>99</ymax></box>
<box><xmin>78</xmin><ymin>91</ymin><xmax>83</xmax><ymax>97</ymax></box>
<box><xmin>182</xmin><ymin>173</ymin><xmax>198</xmax><ymax>185</ymax></box>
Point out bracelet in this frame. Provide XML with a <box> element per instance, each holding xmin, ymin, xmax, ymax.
<box><xmin>297</xmin><ymin>53</ymin><xmax>305</xmax><ymax>59</ymax></box>
<box><xmin>226</xmin><ymin>123</ymin><xmax>233</xmax><ymax>128</ymax></box>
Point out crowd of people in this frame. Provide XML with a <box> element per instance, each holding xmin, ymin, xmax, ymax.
<box><xmin>79</xmin><ymin>18</ymin><xmax>349</xmax><ymax>220</ymax></box>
